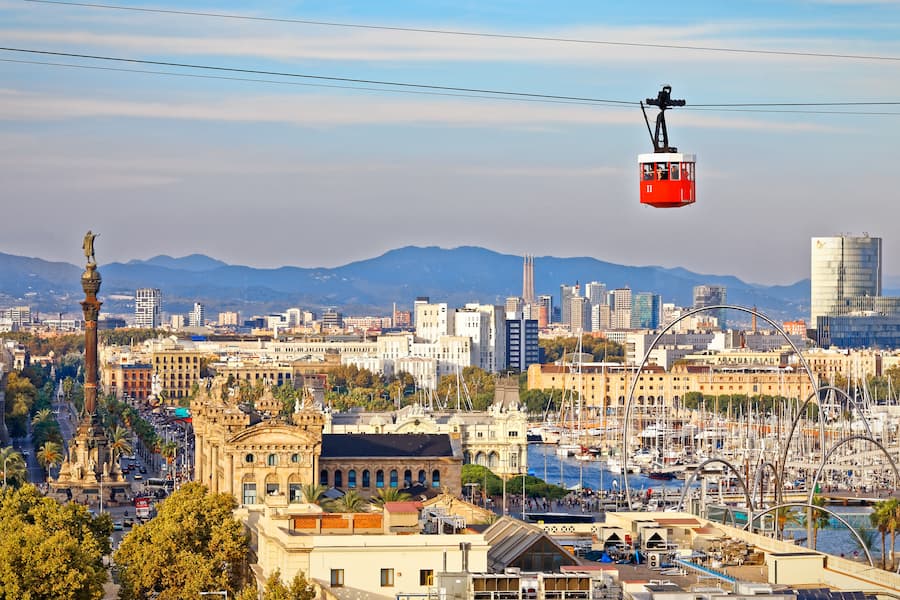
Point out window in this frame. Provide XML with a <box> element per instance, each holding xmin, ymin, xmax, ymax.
<box><xmin>418</xmin><ymin>470</ymin><xmax>426</xmax><ymax>484</ymax></box>
<box><xmin>348</xmin><ymin>469</ymin><xmax>357</xmax><ymax>488</ymax></box>
<box><xmin>245</xmin><ymin>453</ymin><xmax>254</xmax><ymax>464</ymax></box>
<box><xmin>404</xmin><ymin>469</ymin><xmax>413</xmax><ymax>487</ymax></box>
<box><xmin>267</xmin><ymin>454</ymin><xmax>278</xmax><ymax>466</ymax></box>
<box><xmin>291</xmin><ymin>453</ymin><xmax>300</xmax><ymax>463</ymax></box>
<box><xmin>266</xmin><ymin>483</ymin><xmax>279</xmax><ymax>496</ymax></box>
<box><xmin>334</xmin><ymin>470</ymin><xmax>343</xmax><ymax>488</ymax></box>
<box><xmin>431</xmin><ymin>469</ymin><xmax>441</xmax><ymax>488</ymax></box>
<box><xmin>330</xmin><ymin>569</ymin><xmax>344</xmax><ymax>587</ymax></box>
<box><xmin>642</xmin><ymin>163</ymin><xmax>654</xmax><ymax>181</ymax></box>
<box><xmin>289</xmin><ymin>483</ymin><xmax>302</xmax><ymax>503</ymax></box>
<box><xmin>320</xmin><ymin>469</ymin><xmax>329</xmax><ymax>486</ymax></box>
<box><xmin>376</xmin><ymin>470</ymin><xmax>384</xmax><ymax>488</ymax></box>
<box><xmin>508</xmin><ymin>431</ymin><xmax>518</xmax><ymax>437</ymax></box>
<box><xmin>380</xmin><ymin>568</ymin><xmax>395</xmax><ymax>587</ymax></box>
<box><xmin>242</xmin><ymin>483</ymin><xmax>257</xmax><ymax>505</ymax></box>
<box><xmin>656</xmin><ymin>162</ymin><xmax>668</xmax><ymax>180</ymax></box>
<box><xmin>362</xmin><ymin>470</ymin><xmax>371</xmax><ymax>488</ymax></box>
<box><xmin>419</xmin><ymin>569</ymin><xmax>434</xmax><ymax>586</ymax></box>
<box><xmin>390</xmin><ymin>469</ymin><xmax>398</xmax><ymax>488</ymax></box>
<box><xmin>670</xmin><ymin>163</ymin><xmax>680</xmax><ymax>180</ymax></box>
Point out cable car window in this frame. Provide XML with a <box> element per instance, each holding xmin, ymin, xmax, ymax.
<box><xmin>670</xmin><ymin>163</ymin><xmax>680</xmax><ymax>180</ymax></box>
<box><xmin>642</xmin><ymin>164</ymin><xmax>654</xmax><ymax>181</ymax></box>
<box><xmin>656</xmin><ymin>163</ymin><xmax>668</xmax><ymax>180</ymax></box>
<box><xmin>685</xmin><ymin>163</ymin><xmax>693</xmax><ymax>181</ymax></box>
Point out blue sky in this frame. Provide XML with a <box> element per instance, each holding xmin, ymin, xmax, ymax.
<box><xmin>2</xmin><ymin>0</ymin><xmax>900</xmax><ymax>286</ymax></box>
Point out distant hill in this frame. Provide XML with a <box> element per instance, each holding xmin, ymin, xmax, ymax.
<box><xmin>0</xmin><ymin>246</ymin><xmax>810</xmax><ymax>321</ymax></box>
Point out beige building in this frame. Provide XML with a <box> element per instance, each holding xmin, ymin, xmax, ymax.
<box><xmin>191</xmin><ymin>380</ymin><xmax>464</xmax><ymax>505</ymax></box>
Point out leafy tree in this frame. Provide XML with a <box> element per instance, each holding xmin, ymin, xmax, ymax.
<box><xmin>237</xmin><ymin>569</ymin><xmax>317</xmax><ymax>600</ymax></box>
<box><xmin>114</xmin><ymin>483</ymin><xmax>248</xmax><ymax>600</ymax></box>
<box><xmin>0</xmin><ymin>484</ymin><xmax>109</xmax><ymax>599</ymax></box>
<box><xmin>371</xmin><ymin>487</ymin><xmax>411</xmax><ymax>508</ymax></box>
<box><xmin>99</xmin><ymin>328</ymin><xmax>162</xmax><ymax>347</ymax></box>
<box><xmin>436</xmin><ymin>367</ymin><xmax>495</xmax><ymax>410</ymax></box>
<box><xmin>520</xmin><ymin>389</ymin><xmax>558</xmax><ymax>416</ymax></box>
<box><xmin>462</xmin><ymin>464</ymin><xmax>503</xmax><ymax>497</ymax></box>
<box><xmin>0</xmin><ymin>446</ymin><xmax>27</xmax><ymax>488</ymax></box>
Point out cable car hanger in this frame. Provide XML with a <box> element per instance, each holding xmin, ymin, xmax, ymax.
<box><xmin>641</xmin><ymin>85</ymin><xmax>686</xmax><ymax>153</ymax></box>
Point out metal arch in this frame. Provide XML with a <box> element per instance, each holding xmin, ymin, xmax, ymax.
<box><xmin>750</xmin><ymin>461</ymin><xmax>780</xmax><ymax>508</ymax></box>
<box><xmin>744</xmin><ymin>502</ymin><xmax>874</xmax><ymax>568</ymax></box>
<box><xmin>622</xmin><ymin>304</ymin><xmax>819</xmax><ymax>502</ymax></box>
<box><xmin>806</xmin><ymin>434</ymin><xmax>900</xmax><ymax>507</ymax></box>
<box><xmin>676</xmin><ymin>457</ymin><xmax>755</xmax><ymax>512</ymax></box>
<box><xmin>778</xmin><ymin>385</ymin><xmax>875</xmax><ymax>502</ymax></box>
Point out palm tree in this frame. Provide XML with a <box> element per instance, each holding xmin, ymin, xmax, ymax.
<box><xmin>300</xmin><ymin>483</ymin><xmax>334</xmax><ymax>511</ymax></box>
<box><xmin>31</xmin><ymin>408</ymin><xmax>54</xmax><ymax>428</ymax></box>
<box><xmin>160</xmin><ymin>442</ymin><xmax>177</xmax><ymax>469</ymax></box>
<box><xmin>870</xmin><ymin>500</ymin><xmax>892</xmax><ymax>569</ymax></box>
<box><xmin>884</xmin><ymin>498</ymin><xmax>900</xmax><ymax>570</ymax></box>
<box><xmin>0</xmin><ymin>446</ymin><xmax>26</xmax><ymax>487</ymax></box>
<box><xmin>336</xmin><ymin>490</ymin><xmax>366</xmax><ymax>513</ymax></box>
<box><xmin>371</xmin><ymin>487</ymin><xmax>412</xmax><ymax>508</ymax></box>
<box><xmin>36</xmin><ymin>441</ymin><xmax>64</xmax><ymax>476</ymax></box>
<box><xmin>776</xmin><ymin>506</ymin><xmax>802</xmax><ymax>540</ymax></box>
<box><xmin>809</xmin><ymin>495</ymin><xmax>831</xmax><ymax>550</ymax></box>
<box><xmin>108</xmin><ymin>426</ymin><xmax>133</xmax><ymax>464</ymax></box>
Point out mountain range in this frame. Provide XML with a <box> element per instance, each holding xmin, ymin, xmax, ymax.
<box><xmin>0</xmin><ymin>246</ymin><xmax>818</xmax><ymax>322</ymax></box>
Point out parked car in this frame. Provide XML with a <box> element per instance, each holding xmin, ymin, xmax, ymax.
<box><xmin>134</xmin><ymin>474</ymin><xmax>143</xmax><ymax>480</ymax></box>
<box><xmin>139</xmin><ymin>466</ymin><xmax>147</xmax><ymax>474</ymax></box>
<box><xmin>123</xmin><ymin>518</ymin><xmax>134</xmax><ymax>528</ymax></box>
<box><xmin>113</xmin><ymin>520</ymin><xmax>123</xmax><ymax>531</ymax></box>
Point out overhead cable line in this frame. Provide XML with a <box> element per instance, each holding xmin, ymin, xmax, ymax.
<box><xmin>0</xmin><ymin>46</ymin><xmax>638</xmax><ymax>106</ymax></box>
<box><xmin>22</xmin><ymin>0</ymin><xmax>900</xmax><ymax>63</ymax></box>
<box><xmin>1</xmin><ymin>48</ymin><xmax>899</xmax><ymax>115</ymax></box>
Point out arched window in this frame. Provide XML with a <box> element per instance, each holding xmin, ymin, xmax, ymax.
<box><xmin>320</xmin><ymin>469</ymin><xmax>329</xmax><ymax>486</ymax></box>
<box><xmin>362</xmin><ymin>470</ymin><xmax>371</xmax><ymax>488</ymax></box>
<box><xmin>291</xmin><ymin>453</ymin><xmax>300</xmax><ymax>463</ymax></box>
<box><xmin>334</xmin><ymin>470</ymin><xmax>343</xmax><ymax>488</ymax></box>
<box><xmin>403</xmin><ymin>469</ymin><xmax>412</xmax><ymax>487</ymax></box>
<box><xmin>390</xmin><ymin>469</ymin><xmax>398</xmax><ymax>488</ymax></box>
<box><xmin>431</xmin><ymin>469</ymin><xmax>441</xmax><ymax>488</ymax></box>
<box><xmin>348</xmin><ymin>469</ymin><xmax>357</xmax><ymax>488</ymax></box>
<box><xmin>418</xmin><ymin>470</ymin><xmax>426</xmax><ymax>484</ymax></box>
<box><xmin>376</xmin><ymin>470</ymin><xmax>384</xmax><ymax>488</ymax></box>
<box><xmin>267</xmin><ymin>454</ymin><xmax>278</xmax><ymax>466</ymax></box>
<box><xmin>245</xmin><ymin>453</ymin><xmax>255</xmax><ymax>464</ymax></box>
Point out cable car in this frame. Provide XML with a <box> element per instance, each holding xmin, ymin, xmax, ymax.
<box><xmin>639</xmin><ymin>85</ymin><xmax>695</xmax><ymax>208</ymax></box>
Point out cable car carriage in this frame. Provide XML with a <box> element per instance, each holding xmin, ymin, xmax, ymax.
<box><xmin>639</xmin><ymin>85</ymin><xmax>695</xmax><ymax>208</ymax></box>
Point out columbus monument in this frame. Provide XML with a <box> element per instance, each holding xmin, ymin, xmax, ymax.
<box><xmin>53</xmin><ymin>231</ymin><xmax>121</xmax><ymax>498</ymax></box>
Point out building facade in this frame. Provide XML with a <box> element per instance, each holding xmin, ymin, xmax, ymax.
<box><xmin>692</xmin><ymin>284</ymin><xmax>727</xmax><ymax>330</ymax></box>
<box><xmin>631</xmin><ymin>292</ymin><xmax>661</xmax><ymax>329</ymax></box>
<box><xmin>810</xmin><ymin>235</ymin><xmax>882</xmax><ymax>327</ymax></box>
<box><xmin>134</xmin><ymin>288</ymin><xmax>161</xmax><ymax>328</ymax></box>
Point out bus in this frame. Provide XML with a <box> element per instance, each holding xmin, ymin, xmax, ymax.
<box><xmin>146</xmin><ymin>478</ymin><xmax>174</xmax><ymax>492</ymax></box>
<box><xmin>133</xmin><ymin>496</ymin><xmax>153</xmax><ymax>519</ymax></box>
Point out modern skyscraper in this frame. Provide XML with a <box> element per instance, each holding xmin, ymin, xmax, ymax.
<box><xmin>522</xmin><ymin>255</ymin><xmax>535</xmax><ymax>304</ymax></box>
<box><xmin>189</xmin><ymin>302</ymin><xmax>205</xmax><ymax>328</ymax></box>
<box><xmin>610</xmin><ymin>287</ymin><xmax>632</xmax><ymax>329</ymax></box>
<box><xmin>811</xmin><ymin>235</ymin><xmax>882</xmax><ymax>327</ymax></box>
<box><xmin>569</xmin><ymin>295</ymin><xmax>589</xmax><ymax>333</ymax></box>
<box><xmin>134</xmin><ymin>288</ymin><xmax>161</xmax><ymax>328</ymax></box>
<box><xmin>693</xmin><ymin>285</ymin><xmax>727</xmax><ymax>330</ymax></box>
<box><xmin>631</xmin><ymin>292</ymin><xmax>661</xmax><ymax>329</ymax></box>
<box><xmin>506</xmin><ymin>316</ymin><xmax>540</xmax><ymax>372</ymax></box>
<box><xmin>560</xmin><ymin>283</ymin><xmax>579</xmax><ymax>329</ymax></box>
<box><xmin>584</xmin><ymin>282</ymin><xmax>607</xmax><ymax>307</ymax></box>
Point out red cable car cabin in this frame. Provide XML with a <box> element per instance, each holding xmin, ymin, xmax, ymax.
<box><xmin>638</xmin><ymin>152</ymin><xmax>695</xmax><ymax>208</ymax></box>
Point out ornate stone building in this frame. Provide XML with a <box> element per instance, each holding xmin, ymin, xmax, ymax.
<box><xmin>191</xmin><ymin>380</ymin><xmax>464</xmax><ymax>505</ymax></box>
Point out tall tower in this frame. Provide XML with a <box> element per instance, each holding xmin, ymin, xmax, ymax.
<box><xmin>810</xmin><ymin>235</ymin><xmax>882</xmax><ymax>328</ymax></box>
<box><xmin>135</xmin><ymin>288</ymin><xmax>162</xmax><ymax>328</ymax></box>
<box><xmin>693</xmin><ymin>285</ymin><xmax>728</xmax><ymax>330</ymax></box>
<box><xmin>522</xmin><ymin>255</ymin><xmax>535</xmax><ymax>305</ymax></box>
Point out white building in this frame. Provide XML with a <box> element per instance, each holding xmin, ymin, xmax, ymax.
<box><xmin>457</xmin><ymin>304</ymin><xmax>506</xmax><ymax>372</ymax></box>
<box><xmin>415</xmin><ymin>302</ymin><xmax>454</xmax><ymax>342</ymax></box>
<box><xmin>811</xmin><ymin>235</ymin><xmax>882</xmax><ymax>327</ymax></box>
<box><xmin>134</xmin><ymin>288</ymin><xmax>161</xmax><ymax>328</ymax></box>
<box><xmin>610</xmin><ymin>287</ymin><xmax>632</xmax><ymax>330</ymax></box>
<box><xmin>189</xmin><ymin>302</ymin><xmax>205</xmax><ymax>328</ymax></box>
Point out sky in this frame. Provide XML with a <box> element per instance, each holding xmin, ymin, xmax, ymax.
<box><xmin>2</xmin><ymin>0</ymin><xmax>900</xmax><ymax>286</ymax></box>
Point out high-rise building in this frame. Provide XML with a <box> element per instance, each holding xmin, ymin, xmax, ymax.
<box><xmin>505</xmin><ymin>296</ymin><xmax>524</xmax><ymax>315</ymax></box>
<box><xmin>415</xmin><ymin>302</ymin><xmax>453</xmax><ymax>342</ymax></box>
<box><xmin>631</xmin><ymin>292</ymin><xmax>661</xmax><ymax>329</ymax></box>
<box><xmin>693</xmin><ymin>285</ymin><xmax>728</xmax><ymax>330</ymax></box>
<box><xmin>522</xmin><ymin>255</ymin><xmax>535</xmax><ymax>304</ymax></box>
<box><xmin>585</xmin><ymin>282</ymin><xmax>607</xmax><ymax>307</ymax></box>
<box><xmin>811</xmin><ymin>235</ymin><xmax>882</xmax><ymax>327</ymax></box>
<box><xmin>457</xmin><ymin>304</ymin><xmax>506</xmax><ymax>372</ymax></box>
<box><xmin>506</xmin><ymin>316</ymin><xmax>540</xmax><ymax>372</ymax></box>
<box><xmin>537</xmin><ymin>295</ymin><xmax>552</xmax><ymax>328</ymax></box>
<box><xmin>189</xmin><ymin>302</ymin><xmax>205</xmax><ymax>328</ymax></box>
<box><xmin>569</xmin><ymin>296</ymin><xmax>590</xmax><ymax>333</ymax></box>
<box><xmin>321</xmin><ymin>308</ymin><xmax>343</xmax><ymax>330</ymax></box>
<box><xmin>560</xmin><ymin>283</ymin><xmax>579</xmax><ymax>328</ymax></box>
<box><xmin>610</xmin><ymin>287</ymin><xmax>632</xmax><ymax>329</ymax></box>
<box><xmin>218</xmin><ymin>311</ymin><xmax>240</xmax><ymax>327</ymax></box>
<box><xmin>134</xmin><ymin>288</ymin><xmax>161</xmax><ymax>328</ymax></box>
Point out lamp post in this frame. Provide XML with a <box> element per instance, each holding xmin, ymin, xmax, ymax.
<box><xmin>99</xmin><ymin>471</ymin><xmax>104</xmax><ymax>514</ymax></box>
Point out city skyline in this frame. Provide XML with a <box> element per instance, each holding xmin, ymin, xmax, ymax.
<box><xmin>2</xmin><ymin>2</ymin><xmax>900</xmax><ymax>285</ymax></box>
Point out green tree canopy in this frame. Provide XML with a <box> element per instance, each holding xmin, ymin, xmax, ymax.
<box><xmin>0</xmin><ymin>484</ymin><xmax>110</xmax><ymax>599</ymax></box>
<box><xmin>113</xmin><ymin>482</ymin><xmax>249</xmax><ymax>600</ymax></box>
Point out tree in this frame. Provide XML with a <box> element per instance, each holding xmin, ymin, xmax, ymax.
<box><xmin>0</xmin><ymin>447</ymin><xmax>26</xmax><ymax>488</ymax></box>
<box><xmin>371</xmin><ymin>487</ymin><xmax>411</xmax><ymax>508</ymax></box>
<box><xmin>108</xmin><ymin>425</ymin><xmax>134</xmax><ymax>464</ymax></box>
<box><xmin>113</xmin><ymin>483</ymin><xmax>248</xmax><ymax>600</ymax></box>
<box><xmin>808</xmin><ymin>495</ymin><xmax>831</xmax><ymax>551</ymax></box>
<box><xmin>31</xmin><ymin>408</ymin><xmax>53</xmax><ymax>428</ymax></box>
<box><xmin>870</xmin><ymin>499</ymin><xmax>894</xmax><ymax>569</ymax></box>
<box><xmin>239</xmin><ymin>569</ymin><xmax>317</xmax><ymax>600</ymax></box>
<box><xmin>300</xmin><ymin>483</ymin><xmax>333</xmax><ymax>511</ymax></box>
<box><xmin>0</xmin><ymin>484</ymin><xmax>109</xmax><ymax>599</ymax></box>
<box><xmin>336</xmin><ymin>490</ymin><xmax>366</xmax><ymax>513</ymax></box>
<box><xmin>36</xmin><ymin>441</ymin><xmax>63</xmax><ymax>475</ymax></box>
